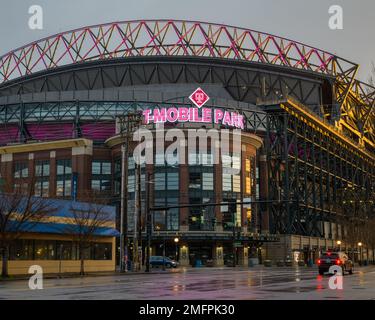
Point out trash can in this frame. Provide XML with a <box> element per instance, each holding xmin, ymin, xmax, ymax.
<box><xmin>307</xmin><ymin>259</ymin><xmax>314</xmax><ymax>267</ymax></box>
<box><xmin>195</xmin><ymin>259</ymin><xmax>203</xmax><ymax>268</ymax></box>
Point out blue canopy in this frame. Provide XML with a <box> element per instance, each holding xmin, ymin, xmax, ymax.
<box><xmin>6</xmin><ymin>198</ymin><xmax>119</xmax><ymax>237</ymax></box>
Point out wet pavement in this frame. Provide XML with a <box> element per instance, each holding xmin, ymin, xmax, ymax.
<box><xmin>1</xmin><ymin>266</ymin><xmax>375</xmax><ymax>299</ymax></box>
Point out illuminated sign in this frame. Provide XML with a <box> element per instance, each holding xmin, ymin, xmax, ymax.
<box><xmin>142</xmin><ymin>107</ymin><xmax>244</xmax><ymax>129</ymax></box>
<box><xmin>189</xmin><ymin>87</ymin><xmax>210</xmax><ymax>108</ymax></box>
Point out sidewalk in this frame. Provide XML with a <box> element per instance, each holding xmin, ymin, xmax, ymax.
<box><xmin>2</xmin><ymin>264</ymin><xmax>374</xmax><ymax>282</ymax></box>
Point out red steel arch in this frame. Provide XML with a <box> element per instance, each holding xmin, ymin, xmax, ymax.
<box><xmin>0</xmin><ymin>19</ymin><xmax>357</xmax><ymax>84</ymax></box>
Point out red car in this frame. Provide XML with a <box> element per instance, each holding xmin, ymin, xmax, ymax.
<box><xmin>318</xmin><ymin>251</ymin><xmax>354</xmax><ymax>275</ymax></box>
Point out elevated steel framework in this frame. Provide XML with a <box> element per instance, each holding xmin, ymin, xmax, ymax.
<box><xmin>265</xmin><ymin>100</ymin><xmax>375</xmax><ymax>236</ymax></box>
<box><xmin>0</xmin><ymin>20</ymin><xmax>373</xmax><ymax>152</ymax></box>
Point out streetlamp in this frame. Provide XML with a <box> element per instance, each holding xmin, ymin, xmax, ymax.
<box><xmin>358</xmin><ymin>242</ymin><xmax>363</xmax><ymax>266</ymax></box>
<box><xmin>145</xmin><ymin>171</ymin><xmax>153</xmax><ymax>273</ymax></box>
<box><xmin>174</xmin><ymin>237</ymin><xmax>179</xmax><ymax>261</ymax></box>
<box><xmin>155</xmin><ymin>224</ymin><xmax>166</xmax><ymax>271</ymax></box>
<box><xmin>336</xmin><ymin>240</ymin><xmax>342</xmax><ymax>251</ymax></box>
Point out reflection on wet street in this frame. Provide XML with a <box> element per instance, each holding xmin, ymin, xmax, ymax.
<box><xmin>1</xmin><ymin>266</ymin><xmax>375</xmax><ymax>300</ymax></box>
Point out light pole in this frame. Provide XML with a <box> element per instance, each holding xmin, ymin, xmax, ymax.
<box><xmin>119</xmin><ymin>112</ymin><xmax>142</xmax><ymax>273</ymax></box>
<box><xmin>174</xmin><ymin>237</ymin><xmax>179</xmax><ymax>261</ymax></box>
<box><xmin>358</xmin><ymin>242</ymin><xmax>363</xmax><ymax>266</ymax></box>
<box><xmin>145</xmin><ymin>171</ymin><xmax>153</xmax><ymax>273</ymax></box>
<box><xmin>58</xmin><ymin>243</ymin><xmax>63</xmax><ymax>278</ymax></box>
<box><xmin>336</xmin><ymin>240</ymin><xmax>342</xmax><ymax>251</ymax></box>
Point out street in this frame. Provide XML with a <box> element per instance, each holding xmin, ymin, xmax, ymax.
<box><xmin>1</xmin><ymin>266</ymin><xmax>375</xmax><ymax>300</ymax></box>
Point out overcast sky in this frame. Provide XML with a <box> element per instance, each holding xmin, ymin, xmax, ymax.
<box><xmin>0</xmin><ymin>0</ymin><xmax>373</xmax><ymax>81</ymax></box>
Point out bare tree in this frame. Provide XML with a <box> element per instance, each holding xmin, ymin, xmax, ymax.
<box><xmin>65</xmin><ymin>191</ymin><xmax>113</xmax><ymax>275</ymax></box>
<box><xmin>0</xmin><ymin>177</ymin><xmax>57</xmax><ymax>278</ymax></box>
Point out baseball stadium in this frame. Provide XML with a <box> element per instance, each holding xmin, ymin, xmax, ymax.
<box><xmin>0</xmin><ymin>19</ymin><xmax>374</xmax><ymax>271</ymax></box>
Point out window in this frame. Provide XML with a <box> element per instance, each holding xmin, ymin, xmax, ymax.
<box><xmin>222</xmin><ymin>154</ymin><xmax>232</xmax><ymax>168</ymax></box>
<box><xmin>155</xmin><ymin>153</ymin><xmax>165</xmax><ymax>166</ymax></box>
<box><xmin>14</xmin><ymin>162</ymin><xmax>28</xmax><ymax>179</ymax></box>
<box><xmin>188</xmin><ymin>152</ymin><xmax>215</xmax><ymax>231</ymax></box>
<box><xmin>233</xmin><ymin>175</ymin><xmax>241</xmax><ymax>192</ymax></box>
<box><xmin>188</xmin><ymin>197</ymin><xmax>215</xmax><ymax>231</ymax></box>
<box><xmin>188</xmin><ymin>153</ymin><xmax>199</xmax><ymax>165</ymax></box>
<box><xmin>128</xmin><ymin>175</ymin><xmax>135</xmax><ymax>192</ymax></box>
<box><xmin>202</xmin><ymin>153</ymin><xmax>213</xmax><ymax>166</ymax></box>
<box><xmin>35</xmin><ymin>160</ymin><xmax>50</xmax><ymax>177</ymax></box>
<box><xmin>167</xmin><ymin>172</ymin><xmax>179</xmax><ymax>190</ymax></box>
<box><xmin>56</xmin><ymin>159</ymin><xmax>72</xmax><ymax>197</ymax></box>
<box><xmin>232</xmin><ymin>154</ymin><xmax>241</xmax><ymax>170</ymax></box>
<box><xmin>154</xmin><ymin>171</ymin><xmax>179</xmax><ymax>191</ymax></box>
<box><xmin>202</xmin><ymin>173</ymin><xmax>214</xmax><ymax>190</ymax></box>
<box><xmin>153</xmin><ymin>197</ymin><xmax>179</xmax><ymax>231</ymax></box>
<box><xmin>189</xmin><ymin>153</ymin><xmax>214</xmax><ymax>166</ymax></box>
<box><xmin>154</xmin><ymin>173</ymin><xmax>165</xmax><ymax>191</ymax></box>
<box><xmin>35</xmin><ymin>160</ymin><xmax>50</xmax><ymax>197</ymax></box>
<box><xmin>222</xmin><ymin>174</ymin><xmax>232</xmax><ymax>191</ymax></box>
<box><xmin>247</xmin><ymin>208</ymin><xmax>252</xmax><ymax>228</ymax></box>
<box><xmin>9</xmin><ymin>240</ymin><xmax>33</xmax><ymax>260</ymax></box>
<box><xmin>245</xmin><ymin>158</ymin><xmax>251</xmax><ymax>172</ymax></box>
<box><xmin>189</xmin><ymin>172</ymin><xmax>201</xmax><ymax>189</ymax></box>
<box><xmin>246</xmin><ymin>177</ymin><xmax>251</xmax><ymax>194</ymax></box>
<box><xmin>34</xmin><ymin>240</ymin><xmax>55</xmax><ymax>260</ymax></box>
<box><xmin>8</xmin><ymin>240</ymin><xmax>112</xmax><ymax>261</ymax></box>
<box><xmin>222</xmin><ymin>200</ymin><xmax>240</xmax><ymax>231</ymax></box>
<box><xmin>91</xmin><ymin>160</ymin><xmax>112</xmax><ymax>192</ymax></box>
<box><xmin>91</xmin><ymin>243</ymin><xmax>112</xmax><ymax>260</ymax></box>
<box><xmin>154</xmin><ymin>210</ymin><xmax>166</xmax><ymax>231</ymax></box>
<box><xmin>92</xmin><ymin>161</ymin><xmax>101</xmax><ymax>174</ymax></box>
<box><xmin>222</xmin><ymin>153</ymin><xmax>242</xmax><ymax>193</ymax></box>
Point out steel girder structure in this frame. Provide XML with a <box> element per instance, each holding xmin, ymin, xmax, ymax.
<box><xmin>265</xmin><ymin>100</ymin><xmax>375</xmax><ymax>237</ymax></box>
<box><xmin>0</xmin><ymin>19</ymin><xmax>373</xmax><ymax>152</ymax></box>
<box><xmin>0</xmin><ymin>59</ymin><xmax>324</xmax><ymax>108</ymax></box>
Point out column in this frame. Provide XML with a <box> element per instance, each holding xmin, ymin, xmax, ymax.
<box><xmin>179</xmin><ymin>244</ymin><xmax>190</xmax><ymax>266</ymax></box>
<box><xmin>238</xmin><ymin>246</ymin><xmax>248</xmax><ymax>267</ymax></box>
<box><xmin>214</xmin><ymin>138</ymin><xmax>223</xmax><ymax>231</ymax></box>
<box><xmin>0</xmin><ymin>153</ymin><xmax>13</xmax><ymax>191</ymax></box>
<box><xmin>179</xmin><ymin>140</ymin><xmax>189</xmax><ymax>231</ymax></box>
<box><xmin>72</xmin><ymin>141</ymin><xmax>93</xmax><ymax>198</ymax></box>
<box><xmin>212</xmin><ymin>243</ymin><xmax>224</xmax><ymax>267</ymax></box>
<box><xmin>259</xmin><ymin>149</ymin><xmax>270</xmax><ymax>233</ymax></box>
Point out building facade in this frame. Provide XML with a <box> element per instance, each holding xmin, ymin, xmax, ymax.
<box><xmin>0</xmin><ymin>20</ymin><xmax>374</xmax><ymax>268</ymax></box>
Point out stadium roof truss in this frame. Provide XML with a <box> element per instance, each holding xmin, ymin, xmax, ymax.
<box><xmin>0</xmin><ymin>19</ymin><xmax>373</xmax><ymax>151</ymax></box>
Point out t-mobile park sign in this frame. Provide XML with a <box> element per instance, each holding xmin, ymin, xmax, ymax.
<box><xmin>142</xmin><ymin>88</ymin><xmax>245</xmax><ymax>129</ymax></box>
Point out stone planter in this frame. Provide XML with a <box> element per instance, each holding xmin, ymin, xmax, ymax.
<box><xmin>285</xmin><ymin>260</ymin><xmax>293</xmax><ymax>267</ymax></box>
<box><xmin>206</xmin><ymin>259</ymin><xmax>214</xmax><ymax>267</ymax></box>
<box><xmin>263</xmin><ymin>260</ymin><xmax>272</xmax><ymax>267</ymax></box>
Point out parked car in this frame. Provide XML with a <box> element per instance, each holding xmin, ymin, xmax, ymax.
<box><xmin>149</xmin><ymin>256</ymin><xmax>178</xmax><ymax>268</ymax></box>
<box><xmin>318</xmin><ymin>251</ymin><xmax>353</xmax><ymax>275</ymax></box>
